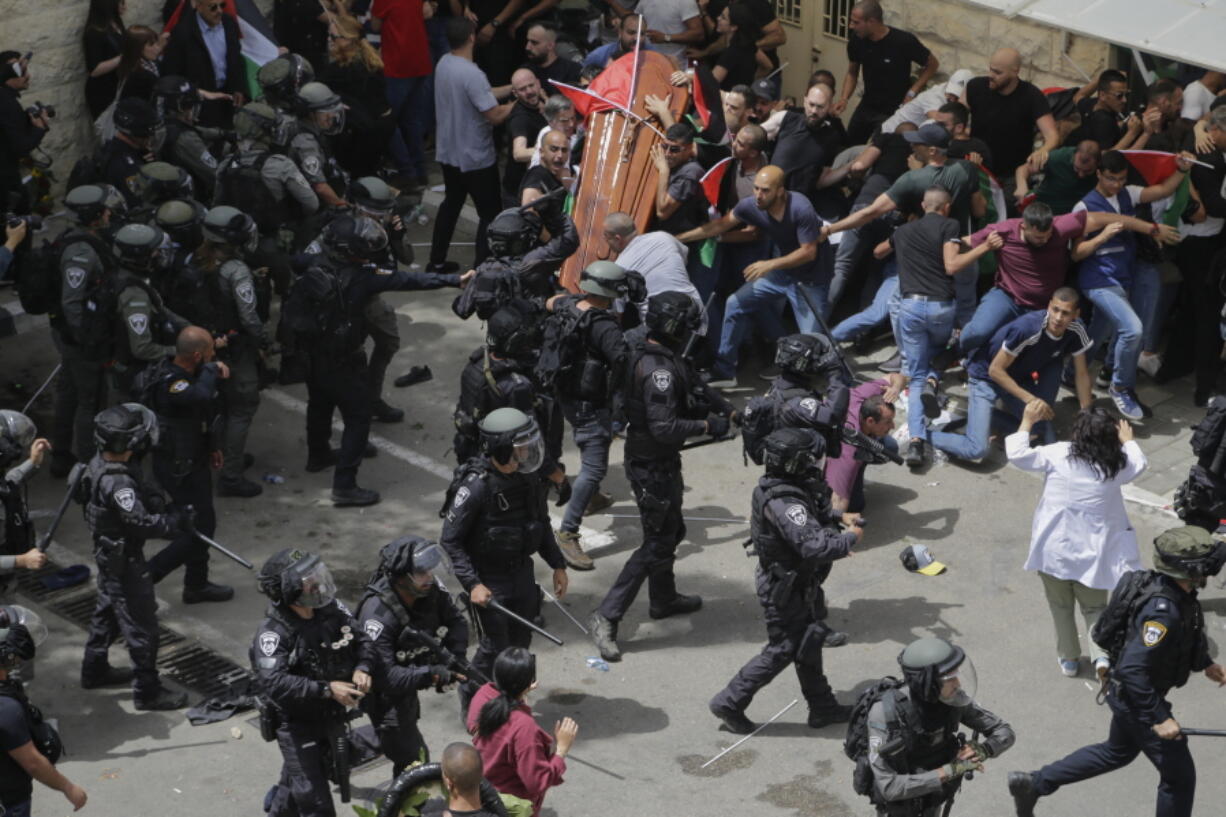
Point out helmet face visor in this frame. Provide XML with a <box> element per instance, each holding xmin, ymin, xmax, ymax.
<box><xmin>511</xmin><ymin>423</ymin><xmax>545</xmax><ymax>474</ymax></box>
<box><xmin>1</xmin><ymin>606</ymin><xmax>47</xmax><ymax>647</ymax></box>
<box><xmin>314</xmin><ymin>103</ymin><xmax>346</xmax><ymax>135</ymax></box>
<box><xmin>291</xmin><ymin>557</ymin><xmax>337</xmax><ymax>608</ymax></box>
<box><xmin>938</xmin><ymin>656</ymin><xmax>977</xmax><ymax>707</ymax></box>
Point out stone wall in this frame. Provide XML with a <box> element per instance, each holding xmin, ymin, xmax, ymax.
<box><xmin>1</xmin><ymin>0</ymin><xmax>272</xmax><ymax>195</ymax></box>
<box><xmin>890</xmin><ymin>0</ymin><xmax>1112</xmax><ymax>89</ymax></box>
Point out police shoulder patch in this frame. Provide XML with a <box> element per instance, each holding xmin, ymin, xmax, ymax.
<box><xmin>200</xmin><ymin>150</ymin><xmax>218</xmax><ymax>169</ymax></box>
<box><xmin>335</xmin><ymin>600</ymin><xmax>352</xmax><ymax>615</ymax></box>
<box><xmin>364</xmin><ymin>619</ymin><xmax>384</xmax><ymax>640</ymax></box>
<box><xmin>651</xmin><ymin>368</ymin><xmax>672</xmax><ymax>392</ymax></box>
<box><xmin>170</xmin><ymin>379</ymin><xmax>190</xmax><ymax>393</ymax></box>
<box><xmin>65</xmin><ymin>266</ymin><xmax>87</xmax><ymax>289</ymax></box>
<box><xmin>785</xmin><ymin>504</ymin><xmax>808</xmax><ymax>527</ymax></box>
<box><xmin>127</xmin><ymin>312</ymin><xmax>149</xmax><ymax>335</ymax></box>
<box><xmin>1141</xmin><ymin>620</ymin><xmax>1168</xmax><ymax>647</ymax></box>
<box><xmin>302</xmin><ymin>154</ymin><xmax>322</xmax><ymax>176</ymax></box>
<box><xmin>868</xmin><ymin>735</ymin><xmax>882</xmax><ymax>763</ymax></box>
<box><xmin>113</xmin><ymin>487</ymin><xmax>137</xmax><ymax>512</ymax></box>
<box><xmin>453</xmin><ymin>486</ymin><xmax>471</xmax><ymax>508</ymax></box>
<box><xmin>236</xmin><ymin>281</ymin><xmax>256</xmax><ymax>305</ymax></box>
<box><xmin>799</xmin><ymin>397</ymin><xmax>818</xmax><ymax>416</ymax></box>
<box><xmin>259</xmin><ymin>631</ymin><xmax>280</xmax><ymax>656</ymax></box>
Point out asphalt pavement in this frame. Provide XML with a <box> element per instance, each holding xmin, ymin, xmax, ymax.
<box><xmin>5</xmin><ymin>201</ymin><xmax>1225</xmax><ymax>817</ymax></box>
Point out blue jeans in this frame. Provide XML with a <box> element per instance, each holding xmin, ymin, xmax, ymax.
<box><xmin>929</xmin><ymin>368</ymin><xmax>1059</xmax><ymax>461</ymax></box>
<box><xmin>958</xmin><ymin>287</ymin><xmax>1028</xmax><ymax>357</ymax></box>
<box><xmin>954</xmin><ymin>266</ymin><xmax>979</xmax><ymax>328</ymax></box>
<box><xmin>898</xmin><ymin>297</ymin><xmax>956</xmax><ymax>439</ymax></box>
<box><xmin>561</xmin><ymin>405</ymin><xmax>613</xmax><ymax>533</ymax></box>
<box><xmin>1130</xmin><ymin>261</ymin><xmax>1162</xmax><ymax>353</ymax></box>
<box><xmin>832</xmin><ymin>261</ymin><xmax>898</xmax><ymax>343</ymax></box>
<box><xmin>386</xmin><ymin>75</ymin><xmax>432</xmax><ymax>179</ymax></box>
<box><xmin>716</xmin><ymin>271</ymin><xmax>830</xmax><ymax>376</ymax></box>
<box><xmin>1086</xmin><ymin>285</ymin><xmax>1142</xmax><ymax>391</ymax></box>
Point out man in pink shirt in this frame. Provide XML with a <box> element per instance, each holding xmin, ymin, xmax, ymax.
<box><xmin>825</xmin><ymin>374</ymin><xmax>904</xmax><ymax>513</ymax></box>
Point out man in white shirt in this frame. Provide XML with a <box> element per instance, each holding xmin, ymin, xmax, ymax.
<box><xmin>609</xmin><ymin>0</ymin><xmax>703</xmax><ymax>63</ymax></box>
<box><xmin>1181</xmin><ymin>71</ymin><xmax>1225</xmax><ymax>122</ymax></box>
<box><xmin>602</xmin><ymin>211</ymin><xmax>706</xmax><ymax>333</ymax></box>
<box><xmin>879</xmin><ymin>68</ymin><xmax>973</xmax><ymax>134</ymax></box>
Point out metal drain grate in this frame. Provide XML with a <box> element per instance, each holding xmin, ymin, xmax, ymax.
<box><xmin>16</xmin><ymin>559</ymin><xmax>253</xmax><ymax>699</ymax></box>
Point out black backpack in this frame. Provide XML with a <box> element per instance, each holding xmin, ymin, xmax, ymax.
<box><xmin>65</xmin><ymin>144</ymin><xmax>113</xmax><ymax>191</ymax></box>
<box><xmin>1190</xmin><ymin>397</ymin><xmax>1226</xmax><ymax>472</ymax></box>
<box><xmin>740</xmin><ymin>387</ymin><xmax>809</xmax><ymax>465</ymax></box>
<box><xmin>1091</xmin><ymin>570</ymin><xmax>1176</xmax><ymax>665</ymax></box>
<box><xmin>281</xmin><ymin>263</ymin><xmax>349</xmax><ymax>342</ymax></box>
<box><xmin>78</xmin><ymin>272</ymin><xmax>164</xmax><ymax>362</ymax></box>
<box><xmin>534</xmin><ymin>304</ymin><xmax>589</xmax><ymax>391</ymax></box>
<box><xmin>844</xmin><ymin>677</ymin><xmax>910</xmax><ymax>801</ymax></box>
<box><xmin>16</xmin><ymin>231</ymin><xmax>112</xmax><ymax>317</ymax></box>
<box><xmin>215</xmin><ymin>152</ymin><xmax>283</xmax><ymax>234</ymax></box>
<box><xmin>163</xmin><ymin>261</ymin><xmax>226</xmax><ymax>334</ymax></box>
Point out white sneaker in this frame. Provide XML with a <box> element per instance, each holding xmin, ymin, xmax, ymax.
<box><xmin>1058</xmin><ymin>657</ymin><xmax>1079</xmax><ymax>677</ymax></box>
<box><xmin>1137</xmin><ymin>353</ymin><xmax>1162</xmax><ymax>378</ymax></box>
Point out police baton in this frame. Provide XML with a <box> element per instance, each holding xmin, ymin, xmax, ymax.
<box><xmin>462</xmin><ymin>592</ymin><xmax>564</xmax><ymax>646</ymax></box>
<box><xmin>793</xmin><ymin>283</ymin><xmax>856</xmax><ymax>385</ymax></box>
<box><xmin>21</xmin><ymin>363</ymin><xmax>62</xmax><ymax>414</ymax></box>
<box><xmin>541</xmin><ymin>587</ymin><xmax>588</xmax><ymax>635</ymax></box>
<box><xmin>191</xmin><ymin>528</ymin><xmax>254</xmax><ymax>570</ymax></box>
<box><xmin>1179</xmin><ymin>728</ymin><xmax>1226</xmax><ymax>737</ymax></box>
<box><xmin>36</xmin><ymin>463</ymin><xmax>86</xmax><ymax>552</ymax></box>
<box><xmin>517</xmin><ymin>184</ymin><xmax>568</xmax><ymax>213</ymax></box>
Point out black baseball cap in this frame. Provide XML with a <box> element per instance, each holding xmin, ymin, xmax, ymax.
<box><xmin>903</xmin><ymin>123</ymin><xmax>952</xmax><ymax>148</ymax></box>
<box><xmin>750</xmin><ymin>78</ymin><xmax>778</xmax><ymax>103</ymax></box>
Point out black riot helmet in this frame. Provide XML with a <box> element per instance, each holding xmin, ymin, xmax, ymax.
<box><xmin>93</xmin><ymin>403</ymin><xmax>159</xmax><ymax>455</ymax></box>
<box><xmin>156</xmin><ymin>198</ymin><xmax>207</xmax><ymax>249</ymax></box>
<box><xmin>234</xmin><ymin>101</ymin><xmax>296</xmax><ymax>148</ymax></box>
<box><xmin>321</xmin><ymin>214</ymin><xmax>389</xmax><ymax>262</ymax></box>
<box><xmin>257</xmin><ymin>548</ymin><xmax>336</xmax><ymax>608</ymax></box>
<box><xmin>486</xmin><ymin>299</ymin><xmax>543</xmax><ymax>358</ymax></box>
<box><xmin>479</xmin><ymin>407</ymin><xmax>545</xmax><ymax>473</ymax></box>
<box><xmin>1153</xmin><ymin>526</ymin><xmax>1226</xmax><ymax>582</ymax></box>
<box><xmin>257</xmin><ymin>53</ymin><xmax>316</xmax><ymax>111</ymax></box>
<box><xmin>775</xmin><ymin>333</ymin><xmax>838</xmax><ymax>379</ymax></box>
<box><xmin>153</xmin><ymin>74</ymin><xmax>200</xmax><ymax>122</ymax></box>
<box><xmin>350</xmin><ymin>176</ymin><xmax>396</xmax><ymax>217</ymax></box>
<box><xmin>377</xmin><ymin>537</ymin><xmax>454</xmax><ymax>598</ymax></box>
<box><xmin>761</xmin><ymin>427</ymin><xmax>826</xmax><ymax>478</ymax></box>
<box><xmin>898</xmin><ymin>637</ymin><xmax>977</xmax><ymax>707</ymax></box>
<box><xmin>0</xmin><ymin>605</ymin><xmax>46</xmax><ymax>668</ymax></box>
<box><xmin>486</xmin><ymin>207</ymin><xmax>541</xmax><ymax>258</ymax></box>
<box><xmin>203</xmin><ymin>205</ymin><xmax>258</xmax><ymax>252</ymax></box>
<box><xmin>136</xmin><ymin>161</ymin><xmax>194</xmax><ymax>205</ymax></box>
<box><xmin>65</xmin><ymin>184</ymin><xmax>127</xmax><ymax>226</ymax></box>
<box><xmin>645</xmin><ymin>291</ymin><xmax>702</xmax><ymax>349</ymax></box>
<box><xmin>113</xmin><ymin>223</ymin><xmax>166</xmax><ymax>275</ymax></box>
<box><xmin>113</xmin><ymin>97</ymin><xmax>162</xmax><ymax>141</ymax></box>
<box><xmin>0</xmin><ymin>410</ymin><xmax>37</xmax><ymax>469</ymax></box>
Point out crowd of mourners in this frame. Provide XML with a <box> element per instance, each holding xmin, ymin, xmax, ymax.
<box><xmin>0</xmin><ymin>0</ymin><xmax>1225</xmax><ymax>815</ymax></box>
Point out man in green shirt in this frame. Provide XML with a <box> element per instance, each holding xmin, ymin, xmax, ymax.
<box><xmin>1014</xmin><ymin>140</ymin><xmax>1100</xmax><ymax>214</ymax></box>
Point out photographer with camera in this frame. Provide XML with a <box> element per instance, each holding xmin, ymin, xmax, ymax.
<box><xmin>0</xmin><ymin>51</ymin><xmax>50</xmax><ymax>230</ymax></box>
<box><xmin>0</xmin><ymin>217</ymin><xmax>26</xmax><ymax>281</ymax></box>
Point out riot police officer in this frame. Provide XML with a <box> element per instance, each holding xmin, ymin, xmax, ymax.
<box><xmin>128</xmin><ymin>161</ymin><xmax>196</xmax><ymax>225</ymax></box>
<box><xmin>78</xmin><ymin>404</ymin><xmax>188</xmax><ymax>709</ymax></box>
<box><xmin>356</xmin><ymin>537</ymin><xmax>469</xmax><ymax>776</ymax></box>
<box><xmin>1009</xmin><ymin>526</ymin><xmax>1226</xmax><ymax>817</ymax></box>
<box><xmin>111</xmin><ymin>223</ymin><xmax>187</xmax><ymax>398</ymax></box>
<box><xmin>252</xmin><ymin>548</ymin><xmax>373</xmax><ymax>817</ymax></box>
<box><xmin>550</xmin><ymin>261</ymin><xmax>631</xmax><ymax>571</ymax></box>
<box><xmin>439</xmin><ymin>407</ymin><xmax>568</xmax><ymax>684</ymax></box>
<box><xmin>214</xmin><ymin>102</ymin><xmax>318</xmax><ymax>293</ymax></box>
<box><xmin>452</xmin><ymin>204</ymin><xmax>579</xmax><ymax>320</ymax></box>
<box><xmin>152</xmin><ymin>75</ymin><xmax>223</xmax><ymax>197</ymax></box>
<box><xmin>588</xmin><ymin>292</ymin><xmax>730</xmax><ymax>662</ymax></box>
<box><xmin>764</xmin><ymin>333</ymin><xmax>850</xmax><ymax>446</ymax></box>
<box><xmin>153</xmin><ymin>197</ymin><xmax>207</xmax><ymax>289</ymax></box>
<box><xmin>101</xmin><ymin>98</ymin><xmax>163</xmax><ymax>207</ymax></box>
<box><xmin>709</xmin><ymin>428</ymin><xmax>861</xmax><ymax>732</ymax></box>
<box><xmin>51</xmin><ymin>184</ymin><xmax>127</xmax><ymax>474</ymax></box>
<box><xmin>0</xmin><ymin>412</ymin><xmax>50</xmax><ymax>598</ymax></box>
<box><xmin>290</xmin><ymin>83</ymin><xmax>349</xmax><ymax>209</ymax></box>
<box><xmin>192</xmin><ymin>206</ymin><xmax>268</xmax><ymax>498</ymax></box>
<box><xmin>860</xmin><ymin>637</ymin><xmax>1014</xmax><ymax>817</ymax></box>
<box><xmin>256</xmin><ymin>53</ymin><xmax>315</xmax><ymax>116</ymax></box>
<box><xmin>141</xmin><ymin>326</ymin><xmax>233</xmax><ymax>603</ymax></box>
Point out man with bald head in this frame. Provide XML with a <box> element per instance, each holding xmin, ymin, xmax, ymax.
<box><xmin>677</xmin><ymin>165</ymin><xmax>829</xmax><ymax>384</ymax></box>
<box><xmin>145</xmin><ymin>324</ymin><xmax>234</xmax><ymax>604</ymax></box>
<box><xmin>523</xmin><ymin>22</ymin><xmax>582</xmax><ymax>88</ymax></box>
<box><xmin>520</xmin><ymin>129</ymin><xmax>572</xmax><ymax>207</ymax></box>
<box><xmin>963</xmin><ymin>48</ymin><xmax>1059</xmax><ymax>182</ymax></box>
<box><xmin>502</xmin><ymin>68</ymin><xmax>548</xmax><ymax>204</ymax></box>
<box><xmin>440</xmin><ymin>742</ymin><xmax>496</xmax><ymax>815</ymax></box>
<box><xmin>762</xmin><ymin>82</ymin><xmax>852</xmax><ymax>207</ymax></box>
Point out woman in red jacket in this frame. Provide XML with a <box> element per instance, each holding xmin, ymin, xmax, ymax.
<box><xmin>466</xmin><ymin>647</ymin><xmax>578</xmax><ymax>816</ymax></box>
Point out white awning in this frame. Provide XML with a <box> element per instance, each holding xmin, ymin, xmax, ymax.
<box><xmin>959</xmin><ymin>0</ymin><xmax>1226</xmax><ymax>73</ymax></box>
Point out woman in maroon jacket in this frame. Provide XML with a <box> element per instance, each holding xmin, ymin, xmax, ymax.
<box><xmin>466</xmin><ymin>648</ymin><xmax>578</xmax><ymax>816</ymax></box>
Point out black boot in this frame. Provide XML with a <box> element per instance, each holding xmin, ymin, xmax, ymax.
<box><xmin>648</xmin><ymin>593</ymin><xmax>703</xmax><ymax>619</ymax></box>
<box><xmin>332</xmin><ymin>486</ymin><xmax>381</xmax><ymax>507</ymax></box>
<box><xmin>134</xmin><ymin>686</ymin><xmax>188</xmax><ymax>711</ymax></box>
<box><xmin>710</xmin><ymin>700</ymin><xmax>757</xmax><ymax>734</ymax></box>
<box><xmin>183</xmin><ymin>582</ymin><xmax>235</xmax><ymax>604</ymax></box>
<box><xmin>81</xmin><ymin>665</ymin><xmax>134</xmax><ymax>689</ymax></box>
<box><xmin>1007</xmin><ymin>771</ymin><xmax>1040</xmax><ymax>817</ymax></box>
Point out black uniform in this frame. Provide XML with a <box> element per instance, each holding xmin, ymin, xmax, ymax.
<box><xmin>142</xmin><ymin>358</ymin><xmax>222</xmax><ymax>591</ymax></box>
<box><xmin>160</xmin><ymin>118</ymin><xmax>223</xmax><ymax>198</ymax></box>
<box><xmin>1028</xmin><ymin>571</ymin><xmax>1208</xmax><ymax>816</ymax></box>
<box><xmin>251</xmin><ymin>599</ymin><xmax>373</xmax><ymax>817</ymax></box>
<box><xmin>453</xmin><ymin>347</ymin><xmax>550</xmax><ymax>465</ymax></box>
<box><xmin>709</xmin><ymin>473</ymin><xmax>855</xmax><ymax>717</ymax></box>
<box><xmin>355</xmin><ymin>577</ymin><xmax>468</xmax><ymax>775</ymax></box>
<box><xmin>596</xmin><ymin>340</ymin><xmax>721</xmax><ymax>622</ymax></box>
<box><xmin>100</xmin><ymin>137</ymin><xmax>151</xmax><ymax>207</ymax></box>
<box><xmin>0</xmin><ymin>459</ymin><xmax>36</xmax><ymax>599</ymax></box>
<box><xmin>79</xmin><ymin>454</ymin><xmax>181</xmax><ymax>700</ymax></box>
<box><xmin>440</xmin><ymin>457</ymin><xmax>566</xmax><ymax>682</ymax></box>
<box><xmin>767</xmin><ymin>372</ymin><xmax>851</xmax><ymax>450</ymax></box>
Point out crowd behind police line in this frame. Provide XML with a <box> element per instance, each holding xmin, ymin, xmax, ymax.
<box><xmin>0</xmin><ymin>0</ymin><xmax>1225</xmax><ymax>815</ymax></box>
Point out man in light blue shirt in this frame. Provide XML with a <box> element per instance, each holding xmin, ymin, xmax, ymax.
<box><xmin>196</xmin><ymin>0</ymin><xmax>228</xmax><ymax>87</ymax></box>
<box><xmin>583</xmin><ymin>13</ymin><xmax>655</xmax><ymax>73</ymax></box>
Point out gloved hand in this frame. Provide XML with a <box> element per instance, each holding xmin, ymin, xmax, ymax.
<box><xmin>553</xmin><ymin>477</ymin><xmax>573</xmax><ymax>507</ymax></box>
<box><xmin>176</xmin><ymin>504</ymin><xmax>197</xmax><ymax>533</ymax></box>
<box><xmin>429</xmin><ymin>665</ymin><xmax>455</xmax><ymax>688</ymax></box>
<box><xmin>943</xmin><ymin>757</ymin><xmax>982</xmax><ymax>780</ymax></box>
<box><xmin>706</xmin><ymin>413</ymin><xmax>731</xmax><ymax>439</ymax></box>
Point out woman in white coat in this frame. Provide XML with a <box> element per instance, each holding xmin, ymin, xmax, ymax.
<box><xmin>1007</xmin><ymin>403</ymin><xmax>1147</xmax><ymax>680</ymax></box>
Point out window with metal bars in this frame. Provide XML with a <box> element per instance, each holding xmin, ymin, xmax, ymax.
<box><xmin>776</xmin><ymin>0</ymin><xmax>802</xmax><ymax>27</ymax></box>
<box><xmin>823</xmin><ymin>0</ymin><xmax>852</xmax><ymax>40</ymax></box>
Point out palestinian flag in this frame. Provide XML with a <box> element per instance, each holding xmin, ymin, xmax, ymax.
<box><xmin>164</xmin><ymin>0</ymin><xmax>279</xmax><ymax>99</ymax></box>
<box><xmin>975</xmin><ymin>164</ymin><xmax>1007</xmax><ymax>279</ymax></box>
<box><xmin>1121</xmin><ymin>150</ymin><xmax>1198</xmax><ymax>228</ymax></box>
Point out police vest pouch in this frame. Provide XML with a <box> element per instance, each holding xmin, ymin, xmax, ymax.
<box><xmin>796</xmin><ymin>621</ymin><xmax>830</xmax><ymax>668</ymax></box>
<box><xmin>258</xmin><ymin>699</ymin><xmax>280</xmax><ymax>742</ymax></box>
<box><xmin>479</xmin><ymin>526</ymin><xmax>529</xmax><ymax>566</ymax></box>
